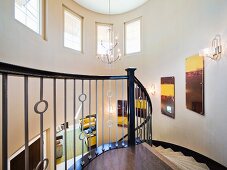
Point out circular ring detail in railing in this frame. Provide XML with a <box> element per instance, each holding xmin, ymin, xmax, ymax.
<box><xmin>35</xmin><ymin>158</ymin><xmax>49</xmax><ymax>170</ymax></box>
<box><xmin>34</xmin><ymin>100</ymin><xmax>48</xmax><ymax>114</ymax></box>
<box><xmin>79</xmin><ymin>132</ymin><xmax>86</xmax><ymax>140</ymax></box>
<box><xmin>107</xmin><ymin>90</ymin><xmax>112</xmax><ymax>98</ymax></box>
<box><xmin>107</xmin><ymin>120</ymin><xmax>113</xmax><ymax>128</ymax></box>
<box><xmin>79</xmin><ymin>94</ymin><xmax>87</xmax><ymax>102</ymax></box>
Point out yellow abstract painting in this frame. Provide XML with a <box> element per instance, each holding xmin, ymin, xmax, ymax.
<box><xmin>161</xmin><ymin>77</ymin><xmax>175</xmax><ymax>118</ymax></box>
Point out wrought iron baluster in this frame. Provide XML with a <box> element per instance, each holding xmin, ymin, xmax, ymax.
<box><xmin>24</xmin><ymin>76</ymin><xmax>29</xmax><ymax>170</ymax></box>
<box><xmin>102</xmin><ymin>80</ymin><xmax>104</xmax><ymax>151</ymax></box>
<box><xmin>146</xmin><ymin>107</ymin><xmax>150</xmax><ymax>144</ymax></box>
<box><xmin>40</xmin><ymin>78</ymin><xmax>44</xmax><ymax>162</ymax></box>
<box><xmin>115</xmin><ymin>80</ymin><xmax>118</xmax><ymax>147</ymax></box>
<box><xmin>34</xmin><ymin>77</ymin><xmax>49</xmax><ymax>170</ymax></box>
<box><xmin>73</xmin><ymin>79</ymin><xmax>76</xmax><ymax>169</ymax></box>
<box><xmin>148</xmin><ymin>105</ymin><xmax>151</xmax><ymax>145</ymax></box>
<box><xmin>107</xmin><ymin>80</ymin><xmax>112</xmax><ymax>149</ymax></box>
<box><xmin>64</xmin><ymin>79</ymin><xmax>67</xmax><ymax>170</ymax></box>
<box><xmin>139</xmin><ymin>87</ymin><xmax>142</xmax><ymax>141</ymax></box>
<box><xmin>88</xmin><ymin>80</ymin><xmax>92</xmax><ymax>159</ymax></box>
<box><xmin>79</xmin><ymin>80</ymin><xmax>86</xmax><ymax>166</ymax></box>
<box><xmin>53</xmin><ymin>79</ymin><xmax>57</xmax><ymax>170</ymax></box>
<box><xmin>146</xmin><ymin>115</ymin><xmax>150</xmax><ymax>144</ymax></box>
<box><xmin>143</xmin><ymin>92</ymin><xmax>146</xmax><ymax>142</ymax></box>
<box><xmin>150</xmin><ymin>110</ymin><xmax>152</xmax><ymax>145</ymax></box>
<box><xmin>2</xmin><ymin>74</ymin><xmax>8</xmax><ymax>170</ymax></box>
<box><xmin>95</xmin><ymin>80</ymin><xmax>98</xmax><ymax>153</ymax></box>
<box><xmin>122</xmin><ymin>80</ymin><xmax>125</xmax><ymax>146</ymax></box>
<box><xmin>136</xmin><ymin>84</ymin><xmax>138</xmax><ymax>141</ymax></box>
<box><xmin>144</xmin><ymin>96</ymin><xmax>148</xmax><ymax>142</ymax></box>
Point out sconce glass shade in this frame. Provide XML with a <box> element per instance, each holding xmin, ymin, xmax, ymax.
<box><xmin>150</xmin><ymin>84</ymin><xmax>156</xmax><ymax>95</ymax></box>
<box><xmin>199</xmin><ymin>47</ymin><xmax>215</xmax><ymax>58</ymax></box>
<box><xmin>199</xmin><ymin>34</ymin><xmax>222</xmax><ymax>61</ymax></box>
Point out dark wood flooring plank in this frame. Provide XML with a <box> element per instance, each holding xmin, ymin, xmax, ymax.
<box><xmin>84</xmin><ymin>144</ymin><xmax>173</xmax><ymax>170</ymax></box>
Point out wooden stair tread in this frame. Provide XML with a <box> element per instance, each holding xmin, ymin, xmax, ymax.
<box><xmin>143</xmin><ymin>143</ymin><xmax>181</xmax><ymax>170</ymax></box>
<box><xmin>153</xmin><ymin>145</ymin><xmax>210</xmax><ymax>170</ymax></box>
<box><xmin>167</xmin><ymin>156</ymin><xmax>209</xmax><ymax>170</ymax></box>
<box><xmin>165</xmin><ymin>155</ymin><xmax>197</xmax><ymax>162</ymax></box>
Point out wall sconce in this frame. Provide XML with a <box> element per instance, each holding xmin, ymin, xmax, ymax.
<box><xmin>150</xmin><ymin>84</ymin><xmax>156</xmax><ymax>95</ymax></box>
<box><xmin>109</xmin><ymin>105</ymin><xmax>114</xmax><ymax>114</ymax></box>
<box><xmin>200</xmin><ymin>34</ymin><xmax>222</xmax><ymax>61</ymax></box>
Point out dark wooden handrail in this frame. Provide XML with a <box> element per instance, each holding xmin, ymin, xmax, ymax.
<box><xmin>0</xmin><ymin>62</ymin><xmax>128</xmax><ymax>80</ymax></box>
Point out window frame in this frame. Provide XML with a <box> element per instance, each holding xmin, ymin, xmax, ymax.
<box><xmin>63</xmin><ymin>6</ymin><xmax>83</xmax><ymax>53</ymax></box>
<box><xmin>14</xmin><ymin>0</ymin><xmax>45</xmax><ymax>37</ymax></box>
<box><xmin>95</xmin><ymin>22</ymin><xmax>113</xmax><ymax>56</ymax></box>
<box><xmin>124</xmin><ymin>17</ymin><xmax>142</xmax><ymax>56</ymax></box>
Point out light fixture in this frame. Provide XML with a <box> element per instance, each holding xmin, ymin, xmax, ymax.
<box><xmin>150</xmin><ymin>83</ymin><xmax>156</xmax><ymax>95</ymax></box>
<box><xmin>97</xmin><ymin>0</ymin><xmax>121</xmax><ymax>64</ymax></box>
<box><xmin>200</xmin><ymin>34</ymin><xmax>222</xmax><ymax>61</ymax></box>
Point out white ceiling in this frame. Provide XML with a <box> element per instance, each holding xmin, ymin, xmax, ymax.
<box><xmin>74</xmin><ymin>0</ymin><xmax>149</xmax><ymax>15</ymax></box>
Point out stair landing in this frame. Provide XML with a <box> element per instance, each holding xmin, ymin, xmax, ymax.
<box><xmin>84</xmin><ymin>143</ymin><xmax>177</xmax><ymax>170</ymax></box>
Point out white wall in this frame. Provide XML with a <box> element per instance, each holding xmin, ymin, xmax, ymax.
<box><xmin>0</xmin><ymin>0</ymin><xmax>124</xmax><ymax>74</ymax></box>
<box><xmin>111</xmin><ymin>0</ymin><xmax>227</xmax><ymax>166</ymax></box>
<box><xmin>0</xmin><ymin>0</ymin><xmax>111</xmax><ymax>169</ymax></box>
<box><xmin>0</xmin><ymin>1</ymin><xmax>127</xmax><ymax>169</ymax></box>
<box><xmin>1</xmin><ymin>0</ymin><xmax>227</xmax><ymax>168</ymax></box>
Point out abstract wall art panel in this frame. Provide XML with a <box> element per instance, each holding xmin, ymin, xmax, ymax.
<box><xmin>161</xmin><ymin>77</ymin><xmax>175</xmax><ymax>118</ymax></box>
<box><xmin>117</xmin><ymin>100</ymin><xmax>128</xmax><ymax>127</ymax></box>
<box><xmin>185</xmin><ymin>55</ymin><xmax>204</xmax><ymax>115</ymax></box>
<box><xmin>117</xmin><ymin>100</ymin><xmax>128</xmax><ymax>116</ymax></box>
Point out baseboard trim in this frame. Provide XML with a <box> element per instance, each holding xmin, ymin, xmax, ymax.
<box><xmin>152</xmin><ymin>140</ymin><xmax>227</xmax><ymax>170</ymax></box>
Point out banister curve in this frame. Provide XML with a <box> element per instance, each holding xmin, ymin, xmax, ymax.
<box><xmin>134</xmin><ymin>76</ymin><xmax>152</xmax><ymax>113</ymax></box>
<box><xmin>0</xmin><ymin>62</ymin><xmax>153</xmax><ymax>170</ymax></box>
<box><xmin>118</xmin><ymin>76</ymin><xmax>153</xmax><ymax>142</ymax></box>
<box><xmin>0</xmin><ymin>62</ymin><xmax>128</xmax><ymax>80</ymax></box>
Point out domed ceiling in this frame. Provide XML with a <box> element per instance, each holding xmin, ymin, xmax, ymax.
<box><xmin>74</xmin><ymin>0</ymin><xmax>149</xmax><ymax>15</ymax></box>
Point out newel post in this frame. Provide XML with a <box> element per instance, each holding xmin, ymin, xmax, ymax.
<box><xmin>126</xmin><ymin>68</ymin><xmax>136</xmax><ymax>146</ymax></box>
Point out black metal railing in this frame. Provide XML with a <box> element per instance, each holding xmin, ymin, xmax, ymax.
<box><xmin>0</xmin><ymin>62</ymin><xmax>152</xmax><ymax>170</ymax></box>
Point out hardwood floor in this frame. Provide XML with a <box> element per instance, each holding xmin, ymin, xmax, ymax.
<box><xmin>84</xmin><ymin>144</ymin><xmax>174</xmax><ymax>170</ymax></box>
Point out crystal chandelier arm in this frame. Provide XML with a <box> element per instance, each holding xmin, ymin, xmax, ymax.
<box><xmin>100</xmin><ymin>55</ymin><xmax>107</xmax><ymax>63</ymax></box>
<box><xmin>101</xmin><ymin>40</ymin><xmax>108</xmax><ymax>50</ymax></box>
<box><xmin>113</xmin><ymin>42</ymin><xmax>118</xmax><ymax>48</ymax></box>
<box><xmin>108</xmin><ymin>42</ymin><xmax>118</xmax><ymax>53</ymax></box>
<box><xmin>107</xmin><ymin>54</ymin><xmax>111</xmax><ymax>64</ymax></box>
<box><xmin>100</xmin><ymin>54</ymin><xmax>111</xmax><ymax>64</ymax></box>
<box><xmin>112</xmin><ymin>55</ymin><xmax>120</xmax><ymax>63</ymax></box>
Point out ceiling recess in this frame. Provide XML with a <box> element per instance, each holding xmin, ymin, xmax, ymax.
<box><xmin>74</xmin><ymin>0</ymin><xmax>149</xmax><ymax>15</ymax></box>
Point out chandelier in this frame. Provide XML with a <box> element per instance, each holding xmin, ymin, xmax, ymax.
<box><xmin>97</xmin><ymin>0</ymin><xmax>122</xmax><ymax>64</ymax></box>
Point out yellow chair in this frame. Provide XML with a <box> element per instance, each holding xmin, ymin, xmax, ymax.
<box><xmin>80</xmin><ymin>117</ymin><xmax>96</xmax><ymax>130</ymax></box>
<box><xmin>85</xmin><ymin>131</ymin><xmax>96</xmax><ymax>148</ymax></box>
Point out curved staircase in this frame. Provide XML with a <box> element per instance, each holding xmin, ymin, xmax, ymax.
<box><xmin>153</xmin><ymin>145</ymin><xmax>210</xmax><ymax>170</ymax></box>
<box><xmin>1</xmin><ymin>62</ymin><xmax>225</xmax><ymax>170</ymax></box>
